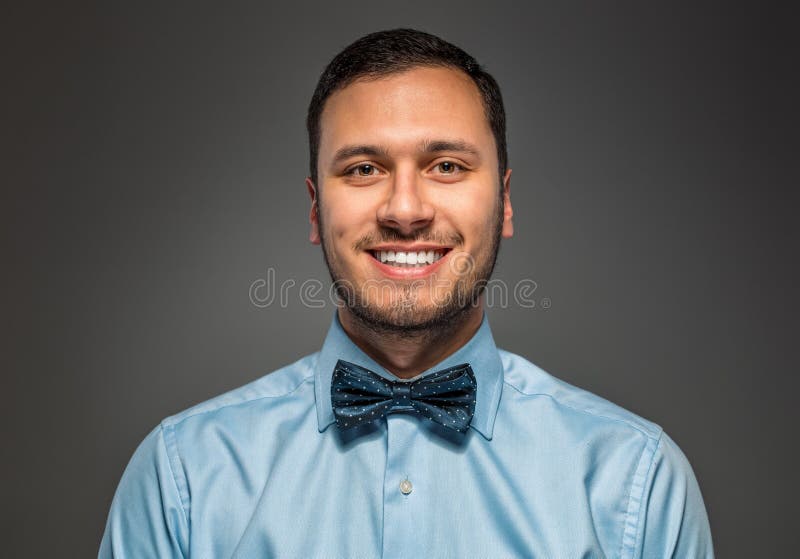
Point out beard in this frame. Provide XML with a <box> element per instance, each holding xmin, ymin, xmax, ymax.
<box><xmin>317</xmin><ymin>194</ymin><xmax>505</xmax><ymax>338</ymax></box>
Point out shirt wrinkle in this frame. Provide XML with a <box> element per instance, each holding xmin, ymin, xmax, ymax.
<box><xmin>502</xmin><ymin>381</ymin><xmax>663</xmax><ymax>444</ymax></box>
<box><xmin>163</xmin><ymin>372</ymin><xmax>315</xmax><ymax>430</ymax></box>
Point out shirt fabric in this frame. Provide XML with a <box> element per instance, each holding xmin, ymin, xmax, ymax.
<box><xmin>99</xmin><ymin>312</ymin><xmax>714</xmax><ymax>558</ymax></box>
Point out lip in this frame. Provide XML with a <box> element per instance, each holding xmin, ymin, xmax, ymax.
<box><xmin>368</xmin><ymin>244</ymin><xmax>453</xmax><ymax>252</ymax></box>
<box><xmin>365</xmin><ymin>246</ymin><xmax>452</xmax><ymax>279</ymax></box>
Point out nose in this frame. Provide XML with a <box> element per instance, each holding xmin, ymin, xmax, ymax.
<box><xmin>376</xmin><ymin>165</ymin><xmax>435</xmax><ymax>235</ymax></box>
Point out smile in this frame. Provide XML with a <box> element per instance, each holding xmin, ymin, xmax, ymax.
<box><xmin>365</xmin><ymin>245</ymin><xmax>453</xmax><ymax>278</ymax></box>
<box><xmin>370</xmin><ymin>249</ymin><xmax>448</xmax><ymax>268</ymax></box>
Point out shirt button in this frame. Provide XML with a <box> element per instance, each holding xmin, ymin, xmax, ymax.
<box><xmin>399</xmin><ymin>479</ymin><xmax>413</xmax><ymax>495</ymax></box>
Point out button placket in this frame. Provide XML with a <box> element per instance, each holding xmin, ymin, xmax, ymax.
<box><xmin>382</xmin><ymin>414</ymin><xmax>426</xmax><ymax>558</ymax></box>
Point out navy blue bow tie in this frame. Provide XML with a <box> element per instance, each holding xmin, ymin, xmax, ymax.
<box><xmin>331</xmin><ymin>359</ymin><xmax>477</xmax><ymax>433</ymax></box>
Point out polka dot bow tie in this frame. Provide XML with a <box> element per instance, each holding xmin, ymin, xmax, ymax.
<box><xmin>331</xmin><ymin>359</ymin><xmax>477</xmax><ymax>433</ymax></box>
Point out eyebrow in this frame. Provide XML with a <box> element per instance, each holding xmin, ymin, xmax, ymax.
<box><xmin>419</xmin><ymin>139</ymin><xmax>481</xmax><ymax>158</ymax></box>
<box><xmin>330</xmin><ymin>144</ymin><xmax>391</xmax><ymax>167</ymax></box>
<box><xmin>330</xmin><ymin>139</ymin><xmax>482</xmax><ymax>167</ymax></box>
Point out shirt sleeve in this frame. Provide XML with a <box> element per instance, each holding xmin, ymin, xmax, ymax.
<box><xmin>98</xmin><ymin>424</ymin><xmax>190</xmax><ymax>558</ymax></box>
<box><xmin>637</xmin><ymin>430</ymin><xmax>714</xmax><ymax>559</ymax></box>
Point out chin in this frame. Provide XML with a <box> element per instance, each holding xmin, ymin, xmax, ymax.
<box><xmin>347</xmin><ymin>290</ymin><xmax>479</xmax><ymax>334</ymax></box>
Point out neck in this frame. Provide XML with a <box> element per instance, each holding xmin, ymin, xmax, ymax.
<box><xmin>338</xmin><ymin>301</ymin><xmax>485</xmax><ymax>380</ymax></box>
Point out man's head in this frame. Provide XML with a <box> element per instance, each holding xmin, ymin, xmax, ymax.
<box><xmin>305</xmin><ymin>28</ymin><xmax>513</xmax><ymax>335</ymax></box>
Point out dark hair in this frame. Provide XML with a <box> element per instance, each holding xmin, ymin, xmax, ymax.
<box><xmin>306</xmin><ymin>28</ymin><xmax>507</xmax><ymax>186</ymax></box>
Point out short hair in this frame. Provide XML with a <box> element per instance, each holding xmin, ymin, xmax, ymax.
<box><xmin>306</xmin><ymin>28</ymin><xmax>508</xmax><ymax>186</ymax></box>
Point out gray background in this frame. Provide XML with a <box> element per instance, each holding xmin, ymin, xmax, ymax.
<box><xmin>4</xmin><ymin>2</ymin><xmax>797</xmax><ymax>557</ymax></box>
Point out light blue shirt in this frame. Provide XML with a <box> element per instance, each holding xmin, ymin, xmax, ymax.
<box><xmin>100</xmin><ymin>312</ymin><xmax>714</xmax><ymax>558</ymax></box>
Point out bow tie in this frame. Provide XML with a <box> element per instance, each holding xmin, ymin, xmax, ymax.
<box><xmin>331</xmin><ymin>359</ymin><xmax>477</xmax><ymax>433</ymax></box>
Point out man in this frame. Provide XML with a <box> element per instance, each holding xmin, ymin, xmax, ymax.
<box><xmin>100</xmin><ymin>28</ymin><xmax>714</xmax><ymax>558</ymax></box>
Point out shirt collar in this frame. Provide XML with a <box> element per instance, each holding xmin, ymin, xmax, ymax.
<box><xmin>314</xmin><ymin>310</ymin><xmax>504</xmax><ymax>440</ymax></box>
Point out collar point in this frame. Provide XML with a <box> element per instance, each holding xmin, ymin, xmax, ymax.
<box><xmin>469</xmin><ymin>420</ymin><xmax>495</xmax><ymax>441</ymax></box>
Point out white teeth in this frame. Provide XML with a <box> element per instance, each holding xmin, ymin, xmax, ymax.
<box><xmin>374</xmin><ymin>249</ymin><xmax>447</xmax><ymax>267</ymax></box>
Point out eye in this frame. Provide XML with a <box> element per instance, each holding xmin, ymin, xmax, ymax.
<box><xmin>433</xmin><ymin>161</ymin><xmax>466</xmax><ymax>174</ymax></box>
<box><xmin>346</xmin><ymin>163</ymin><xmax>379</xmax><ymax>177</ymax></box>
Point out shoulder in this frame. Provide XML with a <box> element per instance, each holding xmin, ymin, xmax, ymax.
<box><xmin>101</xmin><ymin>354</ymin><xmax>320</xmax><ymax>556</ymax></box>
<box><xmin>498</xmin><ymin>349</ymin><xmax>714</xmax><ymax>556</ymax></box>
<box><xmin>161</xmin><ymin>352</ymin><xmax>318</xmax><ymax>430</ymax></box>
<box><xmin>497</xmin><ymin>348</ymin><xmax>663</xmax><ymax>442</ymax></box>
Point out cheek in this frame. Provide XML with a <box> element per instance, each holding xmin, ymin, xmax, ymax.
<box><xmin>322</xmin><ymin>190</ymin><xmax>378</xmax><ymax>241</ymax></box>
<box><xmin>433</xmin><ymin>186</ymin><xmax>498</xmax><ymax>237</ymax></box>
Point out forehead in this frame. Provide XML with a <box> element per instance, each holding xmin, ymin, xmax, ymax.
<box><xmin>318</xmin><ymin>66</ymin><xmax>495</xmax><ymax>160</ymax></box>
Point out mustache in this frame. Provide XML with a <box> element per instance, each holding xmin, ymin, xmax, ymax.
<box><xmin>353</xmin><ymin>228</ymin><xmax>464</xmax><ymax>251</ymax></box>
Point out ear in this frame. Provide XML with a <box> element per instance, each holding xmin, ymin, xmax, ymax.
<box><xmin>501</xmin><ymin>168</ymin><xmax>514</xmax><ymax>238</ymax></box>
<box><xmin>305</xmin><ymin>177</ymin><xmax>321</xmax><ymax>245</ymax></box>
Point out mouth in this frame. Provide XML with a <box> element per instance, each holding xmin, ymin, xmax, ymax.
<box><xmin>365</xmin><ymin>245</ymin><xmax>453</xmax><ymax>278</ymax></box>
<box><xmin>368</xmin><ymin>247</ymin><xmax>451</xmax><ymax>268</ymax></box>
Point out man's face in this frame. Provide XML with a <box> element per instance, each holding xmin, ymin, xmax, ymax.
<box><xmin>307</xmin><ymin>65</ymin><xmax>513</xmax><ymax>332</ymax></box>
